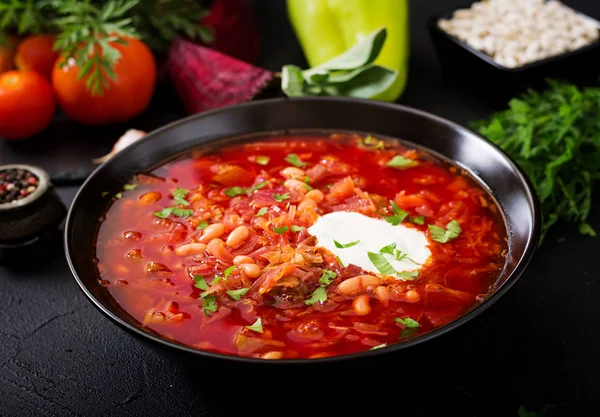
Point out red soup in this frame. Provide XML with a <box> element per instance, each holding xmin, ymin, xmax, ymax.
<box><xmin>95</xmin><ymin>133</ymin><xmax>507</xmax><ymax>359</ymax></box>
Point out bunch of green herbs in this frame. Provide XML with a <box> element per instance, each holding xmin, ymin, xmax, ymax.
<box><xmin>471</xmin><ymin>80</ymin><xmax>600</xmax><ymax>241</ymax></box>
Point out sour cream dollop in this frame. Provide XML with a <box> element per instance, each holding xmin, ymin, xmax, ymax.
<box><xmin>307</xmin><ymin>211</ymin><xmax>431</xmax><ymax>277</ymax></box>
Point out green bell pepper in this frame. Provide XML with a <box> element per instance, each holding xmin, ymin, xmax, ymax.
<box><xmin>286</xmin><ymin>0</ymin><xmax>410</xmax><ymax>102</ymax></box>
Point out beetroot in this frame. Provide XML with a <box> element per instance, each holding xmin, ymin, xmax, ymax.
<box><xmin>202</xmin><ymin>0</ymin><xmax>260</xmax><ymax>64</ymax></box>
<box><xmin>167</xmin><ymin>38</ymin><xmax>274</xmax><ymax>115</ymax></box>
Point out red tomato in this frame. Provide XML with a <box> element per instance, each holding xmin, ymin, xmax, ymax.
<box><xmin>15</xmin><ymin>34</ymin><xmax>60</xmax><ymax>79</ymax></box>
<box><xmin>51</xmin><ymin>37</ymin><xmax>157</xmax><ymax>126</ymax></box>
<box><xmin>0</xmin><ymin>70</ymin><xmax>55</xmax><ymax>140</ymax></box>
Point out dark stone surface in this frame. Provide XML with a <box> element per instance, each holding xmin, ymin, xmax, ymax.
<box><xmin>1</xmin><ymin>1</ymin><xmax>600</xmax><ymax>416</ymax></box>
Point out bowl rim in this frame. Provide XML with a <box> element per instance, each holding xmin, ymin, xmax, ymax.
<box><xmin>427</xmin><ymin>3</ymin><xmax>600</xmax><ymax>73</ymax></box>
<box><xmin>64</xmin><ymin>96</ymin><xmax>541</xmax><ymax>364</ymax></box>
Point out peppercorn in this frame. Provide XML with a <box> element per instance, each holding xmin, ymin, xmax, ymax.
<box><xmin>0</xmin><ymin>168</ymin><xmax>40</xmax><ymax>204</ymax></box>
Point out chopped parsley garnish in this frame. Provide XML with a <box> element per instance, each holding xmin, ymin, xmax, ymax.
<box><xmin>400</xmin><ymin>328</ymin><xmax>418</xmax><ymax>339</ymax></box>
<box><xmin>273</xmin><ymin>193</ymin><xmax>290</xmax><ymax>202</ymax></box>
<box><xmin>385</xmin><ymin>200</ymin><xmax>409</xmax><ymax>225</ymax></box>
<box><xmin>246</xmin><ymin>317</ymin><xmax>263</xmax><ymax>333</ymax></box>
<box><xmin>153</xmin><ymin>207</ymin><xmax>194</xmax><ymax>218</ymax></box>
<box><xmin>334</xmin><ymin>239</ymin><xmax>360</xmax><ymax>248</ymax></box>
<box><xmin>386</xmin><ymin>155</ymin><xmax>418</xmax><ymax>169</ymax></box>
<box><xmin>114</xmin><ymin>193</ymin><xmax>122</xmax><ymax>199</ymax></box>
<box><xmin>395</xmin><ymin>317</ymin><xmax>420</xmax><ymax>328</ymax></box>
<box><xmin>370</xmin><ymin>343</ymin><xmax>387</xmax><ymax>350</ymax></box>
<box><xmin>285</xmin><ymin>153</ymin><xmax>307</xmax><ymax>167</ymax></box>
<box><xmin>224</xmin><ymin>181</ymin><xmax>269</xmax><ymax>197</ymax></box>
<box><xmin>303</xmin><ymin>183</ymin><xmax>314</xmax><ymax>191</ymax></box>
<box><xmin>255</xmin><ymin>207</ymin><xmax>268</xmax><ymax>217</ymax></box>
<box><xmin>274</xmin><ymin>226</ymin><xmax>289</xmax><ymax>234</ymax></box>
<box><xmin>101</xmin><ymin>191</ymin><xmax>109</xmax><ymax>198</ymax></box>
<box><xmin>396</xmin><ymin>270</ymin><xmax>419</xmax><ymax>280</ymax></box>
<box><xmin>305</xmin><ymin>286</ymin><xmax>327</xmax><ymax>306</ymax></box>
<box><xmin>193</xmin><ymin>275</ymin><xmax>208</xmax><ymax>290</ymax></box>
<box><xmin>336</xmin><ymin>255</ymin><xmax>345</xmax><ymax>268</ymax></box>
<box><xmin>379</xmin><ymin>242</ymin><xmax>397</xmax><ymax>255</ymax></box>
<box><xmin>429</xmin><ymin>220</ymin><xmax>462</xmax><ymax>243</ymax></box>
<box><xmin>226</xmin><ymin>288</ymin><xmax>249</xmax><ymax>300</ymax></box>
<box><xmin>304</xmin><ymin>176</ymin><xmax>311</xmax><ymax>184</ymax></box>
<box><xmin>172</xmin><ymin>187</ymin><xmax>190</xmax><ymax>206</ymax></box>
<box><xmin>410</xmin><ymin>215</ymin><xmax>425</xmax><ymax>225</ymax></box>
<box><xmin>318</xmin><ymin>269</ymin><xmax>337</xmax><ymax>286</ymax></box>
<box><xmin>123</xmin><ymin>184</ymin><xmax>137</xmax><ymax>191</ymax></box>
<box><xmin>255</xmin><ymin>156</ymin><xmax>270</xmax><ymax>165</ymax></box>
<box><xmin>358</xmin><ymin>135</ymin><xmax>385</xmax><ymax>150</ymax></box>
<box><xmin>223</xmin><ymin>265</ymin><xmax>236</xmax><ymax>278</ymax></box>
<box><xmin>367</xmin><ymin>252</ymin><xmax>397</xmax><ymax>275</ymax></box>
<box><xmin>201</xmin><ymin>294</ymin><xmax>218</xmax><ymax>316</ymax></box>
<box><xmin>213</xmin><ymin>275</ymin><xmax>223</xmax><ymax>284</ymax></box>
<box><xmin>290</xmin><ymin>225</ymin><xmax>305</xmax><ymax>232</ymax></box>
<box><xmin>196</xmin><ymin>220</ymin><xmax>209</xmax><ymax>230</ymax></box>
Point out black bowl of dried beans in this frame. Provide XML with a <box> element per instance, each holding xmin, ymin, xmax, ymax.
<box><xmin>0</xmin><ymin>164</ymin><xmax>67</xmax><ymax>247</ymax></box>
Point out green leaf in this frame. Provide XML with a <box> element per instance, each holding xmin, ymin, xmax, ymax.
<box><xmin>429</xmin><ymin>220</ymin><xmax>462</xmax><ymax>243</ymax></box>
<box><xmin>410</xmin><ymin>216</ymin><xmax>425</xmax><ymax>225</ymax></box>
<box><xmin>385</xmin><ymin>202</ymin><xmax>409</xmax><ymax>225</ymax></box>
<box><xmin>224</xmin><ymin>186</ymin><xmax>248</xmax><ymax>197</ymax></box>
<box><xmin>321</xmin><ymin>65</ymin><xmax>398</xmax><ymax>99</ymax></box>
<box><xmin>123</xmin><ymin>183</ymin><xmax>137</xmax><ymax>191</ymax></box>
<box><xmin>367</xmin><ymin>252</ymin><xmax>397</xmax><ymax>276</ymax></box>
<box><xmin>255</xmin><ymin>207</ymin><xmax>268</xmax><ymax>217</ymax></box>
<box><xmin>379</xmin><ymin>243</ymin><xmax>397</xmax><ymax>255</ymax></box>
<box><xmin>227</xmin><ymin>288</ymin><xmax>249</xmax><ymax>301</ymax></box>
<box><xmin>336</xmin><ymin>255</ymin><xmax>345</xmax><ymax>268</ymax></box>
<box><xmin>370</xmin><ymin>344</ymin><xmax>387</xmax><ymax>350</ymax></box>
<box><xmin>304</xmin><ymin>28</ymin><xmax>388</xmax><ymax>74</ymax></box>
<box><xmin>114</xmin><ymin>193</ymin><xmax>122</xmax><ymax>199</ymax></box>
<box><xmin>395</xmin><ymin>317</ymin><xmax>420</xmax><ymax>328</ymax></box>
<box><xmin>396</xmin><ymin>270</ymin><xmax>419</xmax><ymax>280</ymax></box>
<box><xmin>319</xmin><ymin>270</ymin><xmax>337</xmax><ymax>286</ymax></box>
<box><xmin>196</xmin><ymin>221</ymin><xmax>209</xmax><ymax>230</ymax></box>
<box><xmin>386</xmin><ymin>155</ymin><xmax>418</xmax><ymax>169</ymax></box>
<box><xmin>273</xmin><ymin>193</ymin><xmax>290</xmax><ymax>202</ymax></box>
<box><xmin>153</xmin><ymin>207</ymin><xmax>194</xmax><ymax>218</ymax></box>
<box><xmin>246</xmin><ymin>317</ymin><xmax>263</xmax><ymax>333</ymax></box>
<box><xmin>193</xmin><ymin>275</ymin><xmax>208</xmax><ymax>290</ymax></box>
<box><xmin>334</xmin><ymin>239</ymin><xmax>360</xmax><ymax>248</ymax></box>
<box><xmin>201</xmin><ymin>294</ymin><xmax>218</xmax><ymax>316</ymax></box>
<box><xmin>255</xmin><ymin>156</ymin><xmax>270</xmax><ymax>165</ymax></box>
<box><xmin>284</xmin><ymin>153</ymin><xmax>306</xmax><ymax>168</ymax></box>
<box><xmin>291</xmin><ymin>225</ymin><xmax>305</xmax><ymax>232</ymax></box>
<box><xmin>223</xmin><ymin>265</ymin><xmax>235</xmax><ymax>278</ymax></box>
<box><xmin>305</xmin><ymin>286</ymin><xmax>327</xmax><ymax>305</ymax></box>
<box><xmin>579</xmin><ymin>223</ymin><xmax>597</xmax><ymax>237</ymax></box>
<box><xmin>172</xmin><ymin>187</ymin><xmax>189</xmax><ymax>206</ymax></box>
<box><xmin>274</xmin><ymin>226</ymin><xmax>289</xmax><ymax>234</ymax></box>
<box><xmin>281</xmin><ymin>65</ymin><xmax>306</xmax><ymax>97</ymax></box>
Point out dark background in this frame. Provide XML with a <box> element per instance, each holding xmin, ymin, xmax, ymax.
<box><xmin>1</xmin><ymin>1</ymin><xmax>599</xmax><ymax>416</ymax></box>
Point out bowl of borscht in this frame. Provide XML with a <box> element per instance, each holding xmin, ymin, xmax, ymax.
<box><xmin>64</xmin><ymin>97</ymin><xmax>540</xmax><ymax>364</ymax></box>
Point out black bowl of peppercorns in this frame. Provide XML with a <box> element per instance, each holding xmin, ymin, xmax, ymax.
<box><xmin>0</xmin><ymin>164</ymin><xmax>67</xmax><ymax>248</ymax></box>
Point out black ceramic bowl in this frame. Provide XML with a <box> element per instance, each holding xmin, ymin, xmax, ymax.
<box><xmin>428</xmin><ymin>3</ymin><xmax>600</xmax><ymax>107</ymax></box>
<box><xmin>64</xmin><ymin>98</ymin><xmax>540</xmax><ymax>366</ymax></box>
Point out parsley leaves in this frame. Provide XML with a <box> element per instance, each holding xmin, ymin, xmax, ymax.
<box><xmin>196</xmin><ymin>220</ymin><xmax>209</xmax><ymax>230</ymax></box>
<box><xmin>429</xmin><ymin>220</ymin><xmax>461</xmax><ymax>243</ymax></box>
<box><xmin>154</xmin><ymin>207</ymin><xmax>194</xmax><ymax>218</ymax></box>
<box><xmin>223</xmin><ymin>266</ymin><xmax>235</xmax><ymax>278</ymax></box>
<box><xmin>318</xmin><ymin>269</ymin><xmax>337</xmax><ymax>286</ymax></box>
<box><xmin>386</xmin><ymin>155</ymin><xmax>418</xmax><ymax>169</ymax></box>
<box><xmin>395</xmin><ymin>317</ymin><xmax>420</xmax><ymax>328</ymax></box>
<box><xmin>246</xmin><ymin>317</ymin><xmax>263</xmax><ymax>333</ymax></box>
<box><xmin>290</xmin><ymin>225</ymin><xmax>305</xmax><ymax>232</ymax></box>
<box><xmin>255</xmin><ymin>207</ymin><xmax>268</xmax><ymax>217</ymax></box>
<box><xmin>410</xmin><ymin>215</ymin><xmax>425</xmax><ymax>225</ymax></box>
<box><xmin>368</xmin><ymin>249</ymin><xmax>420</xmax><ymax>280</ymax></box>
<box><xmin>227</xmin><ymin>288</ymin><xmax>249</xmax><ymax>301</ymax></box>
<box><xmin>274</xmin><ymin>226</ymin><xmax>289</xmax><ymax>234</ymax></box>
<box><xmin>273</xmin><ymin>193</ymin><xmax>290</xmax><ymax>202</ymax></box>
<box><xmin>334</xmin><ymin>239</ymin><xmax>360</xmax><ymax>248</ymax></box>
<box><xmin>123</xmin><ymin>184</ymin><xmax>137</xmax><ymax>191</ymax></box>
<box><xmin>367</xmin><ymin>251</ymin><xmax>397</xmax><ymax>275</ymax></box>
<box><xmin>305</xmin><ymin>286</ymin><xmax>327</xmax><ymax>306</ymax></box>
<box><xmin>385</xmin><ymin>200</ymin><xmax>409</xmax><ymax>225</ymax></box>
<box><xmin>285</xmin><ymin>153</ymin><xmax>306</xmax><ymax>167</ymax></box>
<box><xmin>224</xmin><ymin>181</ymin><xmax>268</xmax><ymax>197</ymax></box>
<box><xmin>201</xmin><ymin>294</ymin><xmax>218</xmax><ymax>316</ymax></box>
<box><xmin>172</xmin><ymin>187</ymin><xmax>190</xmax><ymax>206</ymax></box>
<box><xmin>193</xmin><ymin>275</ymin><xmax>208</xmax><ymax>290</ymax></box>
